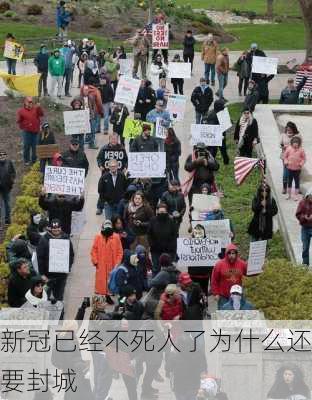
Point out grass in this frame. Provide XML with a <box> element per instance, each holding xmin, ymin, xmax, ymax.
<box><xmin>175</xmin><ymin>0</ymin><xmax>300</xmax><ymax>17</ymax></box>
<box><xmin>218</xmin><ymin>102</ymin><xmax>288</xmax><ymax>260</ymax></box>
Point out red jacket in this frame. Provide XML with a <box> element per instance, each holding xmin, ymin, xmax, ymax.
<box><xmin>159</xmin><ymin>293</ymin><xmax>183</xmax><ymax>320</ymax></box>
<box><xmin>17</xmin><ymin>105</ymin><xmax>44</xmax><ymax>133</ymax></box>
<box><xmin>211</xmin><ymin>244</ymin><xmax>247</xmax><ymax>298</ymax></box>
<box><xmin>296</xmin><ymin>198</ymin><xmax>312</xmax><ymax>227</ymax></box>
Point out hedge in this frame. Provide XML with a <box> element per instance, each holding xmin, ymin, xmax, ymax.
<box><xmin>0</xmin><ymin>163</ymin><xmax>42</xmax><ymax>304</ymax></box>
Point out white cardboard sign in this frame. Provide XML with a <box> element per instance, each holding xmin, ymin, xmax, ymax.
<box><xmin>119</xmin><ymin>59</ymin><xmax>133</xmax><ymax>76</ymax></box>
<box><xmin>152</xmin><ymin>23</ymin><xmax>169</xmax><ymax>49</ymax></box>
<box><xmin>191</xmin><ymin>219</ymin><xmax>231</xmax><ymax>248</ymax></box>
<box><xmin>49</xmin><ymin>239</ymin><xmax>70</xmax><ymax>274</ymax></box>
<box><xmin>217</xmin><ymin>108</ymin><xmax>232</xmax><ymax>132</ymax></box>
<box><xmin>114</xmin><ymin>75</ymin><xmax>141</xmax><ymax>107</ymax></box>
<box><xmin>128</xmin><ymin>152</ymin><xmax>166</xmax><ymax>178</ymax></box>
<box><xmin>168</xmin><ymin>62</ymin><xmax>191</xmax><ymax>79</ymax></box>
<box><xmin>44</xmin><ymin>166</ymin><xmax>85</xmax><ymax>196</ymax></box>
<box><xmin>166</xmin><ymin>94</ymin><xmax>187</xmax><ymax>121</ymax></box>
<box><xmin>63</xmin><ymin>110</ymin><xmax>91</xmax><ymax>135</ymax></box>
<box><xmin>191</xmin><ymin>124</ymin><xmax>223</xmax><ymax>146</ymax></box>
<box><xmin>155</xmin><ymin>118</ymin><xmax>167</xmax><ymax>139</ymax></box>
<box><xmin>252</xmin><ymin>56</ymin><xmax>278</xmax><ymax>75</ymax></box>
<box><xmin>247</xmin><ymin>240</ymin><xmax>267</xmax><ymax>275</ymax></box>
<box><xmin>177</xmin><ymin>237</ymin><xmax>221</xmax><ymax>267</ymax></box>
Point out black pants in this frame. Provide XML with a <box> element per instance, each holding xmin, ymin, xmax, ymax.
<box><xmin>287</xmin><ymin>169</ymin><xmax>300</xmax><ymax>189</ymax></box>
<box><xmin>38</xmin><ymin>71</ymin><xmax>48</xmax><ymax>96</ymax></box>
<box><xmin>238</xmin><ymin>77</ymin><xmax>249</xmax><ymax>96</ymax></box>
<box><xmin>209</xmin><ymin>136</ymin><xmax>230</xmax><ymax>165</ymax></box>
<box><xmin>258</xmin><ymin>95</ymin><xmax>269</xmax><ymax>104</ymax></box>
<box><xmin>122</xmin><ymin>374</ymin><xmax>137</xmax><ymax>400</ymax></box>
<box><xmin>47</xmin><ymin>275</ymin><xmax>67</xmax><ymax>301</ymax></box>
<box><xmin>172</xmin><ymin>80</ymin><xmax>184</xmax><ymax>95</ymax></box>
<box><xmin>152</xmin><ymin>49</ymin><xmax>168</xmax><ymax>64</ymax></box>
<box><xmin>183</xmin><ymin>53</ymin><xmax>194</xmax><ymax>72</ymax></box>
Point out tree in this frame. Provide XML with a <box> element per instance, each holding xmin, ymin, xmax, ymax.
<box><xmin>266</xmin><ymin>0</ymin><xmax>274</xmax><ymax>18</ymax></box>
<box><xmin>298</xmin><ymin>0</ymin><xmax>312</xmax><ymax>58</ymax></box>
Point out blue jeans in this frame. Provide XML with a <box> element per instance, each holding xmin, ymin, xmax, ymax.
<box><xmin>102</xmin><ymin>102</ymin><xmax>111</xmax><ymax>132</ymax></box>
<box><xmin>103</xmin><ymin>203</ymin><xmax>119</xmax><ymax>219</ymax></box>
<box><xmin>195</xmin><ymin>111</ymin><xmax>203</xmax><ymax>124</ymax></box>
<box><xmin>0</xmin><ymin>191</ymin><xmax>11</xmax><ymax>224</ymax></box>
<box><xmin>22</xmin><ymin>131</ymin><xmax>38</xmax><ymax>163</ymax></box>
<box><xmin>63</xmin><ymin>66</ymin><xmax>72</xmax><ymax>95</ymax></box>
<box><xmin>217</xmin><ymin>72</ymin><xmax>228</xmax><ymax>98</ymax></box>
<box><xmin>204</xmin><ymin>63</ymin><xmax>215</xmax><ymax>83</ymax></box>
<box><xmin>95</xmin><ymin>114</ymin><xmax>101</xmax><ymax>133</ymax></box>
<box><xmin>6</xmin><ymin>58</ymin><xmax>16</xmax><ymax>75</ymax></box>
<box><xmin>301</xmin><ymin>226</ymin><xmax>312</xmax><ymax>265</ymax></box>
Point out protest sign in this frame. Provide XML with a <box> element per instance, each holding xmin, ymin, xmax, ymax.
<box><xmin>128</xmin><ymin>152</ymin><xmax>166</xmax><ymax>178</ymax></box>
<box><xmin>155</xmin><ymin>118</ymin><xmax>167</xmax><ymax>139</ymax></box>
<box><xmin>177</xmin><ymin>237</ymin><xmax>221</xmax><ymax>267</ymax></box>
<box><xmin>71</xmin><ymin>209</ymin><xmax>87</xmax><ymax>236</ymax></box>
<box><xmin>152</xmin><ymin>23</ymin><xmax>169</xmax><ymax>49</ymax></box>
<box><xmin>191</xmin><ymin>219</ymin><xmax>231</xmax><ymax>248</ymax></box>
<box><xmin>168</xmin><ymin>62</ymin><xmax>191</xmax><ymax>79</ymax></box>
<box><xmin>63</xmin><ymin>110</ymin><xmax>91</xmax><ymax>136</ymax></box>
<box><xmin>191</xmin><ymin>124</ymin><xmax>223</xmax><ymax>146</ymax></box>
<box><xmin>247</xmin><ymin>240</ymin><xmax>267</xmax><ymax>275</ymax></box>
<box><xmin>49</xmin><ymin>239</ymin><xmax>70</xmax><ymax>274</ymax></box>
<box><xmin>44</xmin><ymin>166</ymin><xmax>85</xmax><ymax>196</ymax></box>
<box><xmin>123</xmin><ymin>117</ymin><xmax>154</xmax><ymax>140</ymax></box>
<box><xmin>114</xmin><ymin>75</ymin><xmax>141</xmax><ymax>108</ymax></box>
<box><xmin>252</xmin><ymin>56</ymin><xmax>278</xmax><ymax>75</ymax></box>
<box><xmin>217</xmin><ymin>108</ymin><xmax>232</xmax><ymax>132</ymax></box>
<box><xmin>119</xmin><ymin>59</ymin><xmax>133</xmax><ymax>76</ymax></box>
<box><xmin>36</xmin><ymin>144</ymin><xmax>60</xmax><ymax>159</ymax></box>
<box><xmin>191</xmin><ymin>194</ymin><xmax>221</xmax><ymax>220</ymax></box>
<box><xmin>166</xmin><ymin>94</ymin><xmax>187</xmax><ymax>121</ymax></box>
<box><xmin>3</xmin><ymin>40</ymin><xmax>24</xmax><ymax>61</ymax></box>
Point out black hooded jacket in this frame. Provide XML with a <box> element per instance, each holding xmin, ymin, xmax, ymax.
<box><xmin>0</xmin><ymin>159</ymin><xmax>16</xmax><ymax>192</ymax></box>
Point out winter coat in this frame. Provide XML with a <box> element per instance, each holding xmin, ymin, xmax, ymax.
<box><xmin>246</xmin><ymin>49</ymin><xmax>266</xmax><ymax>74</ymax></box>
<box><xmin>103</xmin><ymin>56</ymin><xmax>120</xmax><ymax>82</ymax></box>
<box><xmin>8</xmin><ymin>273</ymin><xmax>35</xmax><ymax>307</ymax></box>
<box><xmin>133</xmin><ymin>36</ymin><xmax>149</xmax><ymax>56</ymax></box>
<box><xmin>6</xmin><ymin>239</ymin><xmax>33</xmax><ymax>273</ymax></box>
<box><xmin>211</xmin><ymin>244</ymin><xmax>247</xmax><ymax>299</ymax></box>
<box><xmin>148</xmin><ymin>215</ymin><xmax>177</xmax><ymax>254</ymax></box>
<box><xmin>155</xmin><ymin>292</ymin><xmax>183</xmax><ymax>320</ymax></box>
<box><xmin>216</xmin><ymin>53</ymin><xmax>230</xmax><ymax>75</ymax></box>
<box><xmin>17</xmin><ymin>104</ymin><xmax>44</xmax><ymax>133</ymax></box>
<box><xmin>181</xmin><ymin>282</ymin><xmax>204</xmax><ymax>320</ymax></box>
<box><xmin>34</xmin><ymin>51</ymin><xmax>49</xmax><ymax>73</ymax></box>
<box><xmin>146</xmin><ymin>109</ymin><xmax>171</xmax><ymax>128</ymax></box>
<box><xmin>234</xmin><ymin>118</ymin><xmax>259</xmax><ymax>158</ymax></box>
<box><xmin>254</xmin><ymin>74</ymin><xmax>274</xmax><ymax>98</ymax></box>
<box><xmin>48</xmin><ymin>55</ymin><xmax>65</xmax><ymax>76</ymax></box>
<box><xmin>184</xmin><ymin>153</ymin><xmax>219</xmax><ymax>188</ymax></box>
<box><xmin>221</xmin><ymin>297</ymin><xmax>254</xmax><ymax>310</ymax></box>
<box><xmin>284</xmin><ymin>146</ymin><xmax>306</xmax><ymax>171</ymax></box>
<box><xmin>183</xmin><ymin>35</ymin><xmax>195</xmax><ymax>56</ymax></box>
<box><xmin>134</xmin><ymin>86</ymin><xmax>156</xmax><ymax>119</ymax></box>
<box><xmin>191</xmin><ymin>85</ymin><xmax>213</xmax><ymax>114</ymax></box>
<box><xmin>201</xmin><ymin>41</ymin><xmax>218</xmax><ymax>64</ymax></box>
<box><xmin>161</xmin><ymin>191</ymin><xmax>186</xmax><ymax>222</ymax></box>
<box><xmin>236</xmin><ymin>56</ymin><xmax>250</xmax><ymax>79</ymax></box>
<box><xmin>244</xmin><ymin>87</ymin><xmax>259</xmax><ymax>112</ymax></box>
<box><xmin>151</xmin><ymin>265</ymin><xmax>180</xmax><ymax>287</ymax></box>
<box><xmin>110</xmin><ymin>105</ymin><xmax>129</xmax><ymax>136</ymax></box>
<box><xmin>61</xmin><ymin>149</ymin><xmax>89</xmax><ymax>176</ymax></box>
<box><xmin>99</xmin><ymin>83</ymin><xmax>114</xmax><ymax>104</ymax></box>
<box><xmin>0</xmin><ymin>160</ymin><xmax>16</xmax><ymax>192</ymax></box>
<box><xmin>79</xmin><ymin>87</ymin><xmax>103</xmax><ymax>116</ymax></box>
<box><xmin>124</xmin><ymin>204</ymin><xmax>154</xmax><ymax>236</ymax></box>
<box><xmin>247</xmin><ymin>196</ymin><xmax>278</xmax><ymax>240</ymax></box>
<box><xmin>37</xmin><ymin>232</ymin><xmax>74</xmax><ymax>278</ymax></box>
<box><xmin>97</xmin><ymin>144</ymin><xmax>128</xmax><ymax>171</ymax></box>
<box><xmin>60</xmin><ymin>46</ymin><xmax>76</xmax><ymax>68</ymax></box>
<box><xmin>130</xmin><ymin>135</ymin><xmax>158</xmax><ymax>153</ymax></box>
<box><xmin>116</xmin><ymin>299</ymin><xmax>145</xmax><ymax>320</ymax></box>
<box><xmin>98</xmin><ymin>171</ymin><xmax>128</xmax><ymax>205</ymax></box>
<box><xmin>83</xmin><ymin>67</ymin><xmax>100</xmax><ymax>86</ymax></box>
<box><xmin>90</xmin><ymin>232</ymin><xmax>123</xmax><ymax>295</ymax></box>
<box><xmin>296</xmin><ymin>198</ymin><xmax>312</xmax><ymax>228</ymax></box>
<box><xmin>279</xmin><ymin>77</ymin><xmax>307</xmax><ymax>104</ymax></box>
<box><xmin>116</xmin><ymin>250</ymin><xmax>144</xmax><ymax>297</ymax></box>
<box><xmin>39</xmin><ymin>194</ymin><xmax>85</xmax><ymax>235</ymax></box>
<box><xmin>165</xmin><ymin>137</ymin><xmax>181</xmax><ymax>166</ymax></box>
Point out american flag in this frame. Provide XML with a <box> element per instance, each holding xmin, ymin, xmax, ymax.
<box><xmin>295</xmin><ymin>70</ymin><xmax>312</xmax><ymax>93</ymax></box>
<box><xmin>234</xmin><ymin>157</ymin><xmax>265</xmax><ymax>185</ymax></box>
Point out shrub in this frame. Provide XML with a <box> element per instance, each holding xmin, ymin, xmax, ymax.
<box><xmin>90</xmin><ymin>19</ymin><xmax>103</xmax><ymax>29</ymax></box>
<box><xmin>3</xmin><ymin>10</ymin><xmax>17</xmax><ymax>18</ymax></box>
<box><xmin>26</xmin><ymin>4</ymin><xmax>43</xmax><ymax>15</ymax></box>
<box><xmin>0</xmin><ymin>1</ymin><xmax>10</xmax><ymax>13</ymax></box>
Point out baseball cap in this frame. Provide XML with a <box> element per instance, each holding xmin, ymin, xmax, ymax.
<box><xmin>251</xmin><ymin>43</ymin><xmax>258</xmax><ymax>49</ymax></box>
<box><xmin>101</xmin><ymin>220</ymin><xmax>112</xmax><ymax>230</ymax></box>
<box><xmin>70</xmin><ymin>137</ymin><xmax>80</xmax><ymax>145</ymax></box>
<box><xmin>230</xmin><ymin>285</ymin><xmax>243</xmax><ymax>295</ymax></box>
<box><xmin>49</xmin><ymin>219</ymin><xmax>61</xmax><ymax>229</ymax></box>
<box><xmin>42</xmin><ymin>122</ymin><xmax>49</xmax><ymax>129</ymax></box>
<box><xmin>178</xmin><ymin>272</ymin><xmax>193</xmax><ymax>286</ymax></box>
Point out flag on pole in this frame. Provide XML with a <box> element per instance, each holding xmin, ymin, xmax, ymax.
<box><xmin>234</xmin><ymin>157</ymin><xmax>264</xmax><ymax>185</ymax></box>
<box><xmin>0</xmin><ymin>70</ymin><xmax>40</xmax><ymax>96</ymax></box>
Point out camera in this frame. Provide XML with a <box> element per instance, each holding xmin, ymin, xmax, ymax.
<box><xmin>82</xmin><ymin>297</ymin><xmax>90</xmax><ymax>308</ymax></box>
<box><xmin>197</xmin><ymin>150</ymin><xmax>207</xmax><ymax>158</ymax></box>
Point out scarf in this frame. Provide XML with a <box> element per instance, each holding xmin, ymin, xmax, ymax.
<box><xmin>181</xmin><ymin>152</ymin><xmax>196</xmax><ymax>197</ymax></box>
<box><xmin>128</xmin><ymin>202</ymin><xmax>143</xmax><ymax>214</ymax></box>
<box><xmin>238</xmin><ymin>114</ymin><xmax>253</xmax><ymax>150</ymax></box>
<box><xmin>25</xmin><ymin>289</ymin><xmax>48</xmax><ymax>306</ymax></box>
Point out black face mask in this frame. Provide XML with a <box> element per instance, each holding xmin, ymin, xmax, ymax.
<box><xmin>101</xmin><ymin>228</ymin><xmax>113</xmax><ymax>237</ymax></box>
<box><xmin>157</xmin><ymin>213</ymin><xmax>168</xmax><ymax>221</ymax></box>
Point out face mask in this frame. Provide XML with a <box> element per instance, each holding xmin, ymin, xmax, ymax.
<box><xmin>33</xmin><ymin>214</ymin><xmax>41</xmax><ymax>225</ymax></box>
<box><xmin>41</xmin><ymin>48</ymin><xmax>47</xmax><ymax>54</ymax></box>
<box><xmin>101</xmin><ymin>228</ymin><xmax>113</xmax><ymax>237</ymax></box>
<box><xmin>157</xmin><ymin>213</ymin><xmax>168</xmax><ymax>221</ymax></box>
<box><xmin>200</xmin><ymin>84</ymin><xmax>207</xmax><ymax>90</ymax></box>
<box><xmin>231</xmin><ymin>294</ymin><xmax>241</xmax><ymax>310</ymax></box>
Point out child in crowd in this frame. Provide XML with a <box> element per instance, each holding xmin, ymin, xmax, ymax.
<box><xmin>284</xmin><ymin>136</ymin><xmax>306</xmax><ymax>201</ymax></box>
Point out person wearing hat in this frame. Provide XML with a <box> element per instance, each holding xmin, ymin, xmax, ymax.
<box><xmin>38</xmin><ymin>122</ymin><xmax>56</xmax><ymax>173</ymax></box>
<box><xmin>201</xmin><ymin>34</ymin><xmax>218</xmax><ymax>86</ymax></box>
<box><xmin>216</xmin><ymin>48</ymin><xmax>229</xmax><ymax>102</ymax></box>
<box><xmin>0</xmin><ymin>150</ymin><xmax>16</xmax><ymax>225</ymax></box>
<box><xmin>170</xmin><ymin>53</ymin><xmax>184</xmax><ymax>95</ymax></box>
<box><xmin>191</xmin><ymin>77</ymin><xmax>214</xmax><ymax>124</ymax></box>
<box><xmin>60</xmin><ymin>40</ymin><xmax>76</xmax><ymax>97</ymax></box>
<box><xmin>146</xmin><ymin>100</ymin><xmax>171</xmax><ymax>139</ymax></box>
<box><xmin>221</xmin><ymin>284</ymin><xmax>254</xmax><ymax>311</ymax></box>
<box><xmin>279</xmin><ymin>75</ymin><xmax>308</xmax><ymax>105</ymax></box>
<box><xmin>48</xmin><ymin>49</ymin><xmax>65</xmax><ymax>98</ymax></box>
<box><xmin>34</xmin><ymin>44</ymin><xmax>49</xmax><ymax>97</ymax></box>
<box><xmin>61</xmin><ymin>137</ymin><xmax>89</xmax><ymax>175</ymax></box>
<box><xmin>243</xmin><ymin>80</ymin><xmax>259</xmax><ymax>113</ymax></box>
<box><xmin>130</xmin><ymin>123</ymin><xmax>158</xmax><ymax>152</ymax></box>
<box><xmin>7</xmin><ymin>258</ymin><xmax>37</xmax><ymax>307</ymax></box>
<box><xmin>154</xmin><ymin>283</ymin><xmax>183</xmax><ymax>320</ymax></box>
<box><xmin>90</xmin><ymin>220</ymin><xmax>123</xmax><ymax>301</ymax></box>
<box><xmin>6</xmin><ymin>235</ymin><xmax>34</xmax><ymax>273</ymax></box>
<box><xmin>234</xmin><ymin>108</ymin><xmax>259</xmax><ymax>158</ymax></box>
<box><xmin>296</xmin><ymin>189</ymin><xmax>312</xmax><ymax>265</ymax></box>
<box><xmin>132</xmin><ymin>29</ymin><xmax>150</xmax><ymax>79</ymax></box>
<box><xmin>17</xmin><ymin>97</ymin><xmax>44</xmax><ymax>166</ymax></box>
<box><xmin>24</xmin><ymin>276</ymin><xmax>48</xmax><ymax>307</ymax></box>
<box><xmin>183</xmin><ymin>30</ymin><xmax>196</xmax><ymax>73</ymax></box>
<box><xmin>115</xmin><ymin>250</ymin><xmax>144</xmax><ymax>299</ymax></box>
<box><xmin>178</xmin><ymin>271</ymin><xmax>204</xmax><ymax>319</ymax></box>
<box><xmin>37</xmin><ymin>218</ymin><xmax>74</xmax><ymax>301</ymax></box>
<box><xmin>161</xmin><ymin>180</ymin><xmax>186</xmax><ymax>234</ymax></box>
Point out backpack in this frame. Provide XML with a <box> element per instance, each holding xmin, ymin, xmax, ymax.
<box><xmin>108</xmin><ymin>265</ymin><xmax>128</xmax><ymax>295</ymax></box>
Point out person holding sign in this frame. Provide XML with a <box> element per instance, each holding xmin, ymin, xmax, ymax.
<box><xmin>37</xmin><ymin>219</ymin><xmax>74</xmax><ymax>301</ymax></box>
<box><xmin>211</xmin><ymin>243</ymin><xmax>247</xmax><ymax>309</ymax></box>
<box><xmin>170</xmin><ymin>54</ymin><xmax>184</xmax><ymax>95</ymax></box>
<box><xmin>134</xmin><ymin>80</ymin><xmax>156</xmax><ymax>122</ymax></box>
<box><xmin>110</xmin><ymin>103</ymin><xmax>129</xmax><ymax>145</ymax></box>
<box><xmin>253</xmin><ymin>73</ymin><xmax>274</xmax><ymax>104</ymax></box>
<box><xmin>149</xmin><ymin>53</ymin><xmax>168</xmax><ymax>90</ymax></box>
<box><xmin>191</xmin><ymin>77</ymin><xmax>213</xmax><ymax>124</ymax></box>
<box><xmin>4</xmin><ymin>33</ymin><xmax>18</xmax><ymax>75</ymax></box>
<box><xmin>61</xmin><ymin>137</ymin><xmax>89</xmax><ymax>176</ymax></box>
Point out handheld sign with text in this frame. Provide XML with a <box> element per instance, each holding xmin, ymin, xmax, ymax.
<box><xmin>4</xmin><ymin>40</ymin><xmax>24</xmax><ymax>61</ymax></box>
<box><xmin>166</xmin><ymin>94</ymin><xmax>187</xmax><ymax>121</ymax></box>
<box><xmin>177</xmin><ymin>237</ymin><xmax>221</xmax><ymax>267</ymax></box>
<box><xmin>123</xmin><ymin>117</ymin><xmax>154</xmax><ymax>139</ymax></box>
<box><xmin>247</xmin><ymin>240</ymin><xmax>267</xmax><ymax>275</ymax></box>
<box><xmin>191</xmin><ymin>194</ymin><xmax>221</xmax><ymax>220</ymax></box>
<box><xmin>191</xmin><ymin>124</ymin><xmax>223</xmax><ymax>146</ymax></box>
<box><xmin>152</xmin><ymin>23</ymin><xmax>169</xmax><ymax>49</ymax></box>
<box><xmin>128</xmin><ymin>152</ymin><xmax>166</xmax><ymax>178</ymax></box>
<box><xmin>36</xmin><ymin>144</ymin><xmax>60</xmax><ymax>159</ymax></box>
<box><xmin>252</xmin><ymin>56</ymin><xmax>278</xmax><ymax>75</ymax></box>
<box><xmin>168</xmin><ymin>62</ymin><xmax>191</xmax><ymax>79</ymax></box>
<box><xmin>44</xmin><ymin>166</ymin><xmax>85</xmax><ymax>196</ymax></box>
<box><xmin>119</xmin><ymin>59</ymin><xmax>133</xmax><ymax>76</ymax></box>
<box><xmin>114</xmin><ymin>75</ymin><xmax>141</xmax><ymax>108</ymax></box>
<box><xmin>155</xmin><ymin>118</ymin><xmax>167</xmax><ymax>139</ymax></box>
<box><xmin>191</xmin><ymin>219</ymin><xmax>231</xmax><ymax>248</ymax></box>
<box><xmin>217</xmin><ymin>108</ymin><xmax>232</xmax><ymax>132</ymax></box>
<box><xmin>63</xmin><ymin>110</ymin><xmax>91</xmax><ymax>135</ymax></box>
<box><xmin>49</xmin><ymin>239</ymin><xmax>70</xmax><ymax>274</ymax></box>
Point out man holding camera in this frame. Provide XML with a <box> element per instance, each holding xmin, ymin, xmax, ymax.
<box><xmin>184</xmin><ymin>143</ymin><xmax>219</xmax><ymax>204</ymax></box>
<box><xmin>132</xmin><ymin>29</ymin><xmax>150</xmax><ymax>79</ymax></box>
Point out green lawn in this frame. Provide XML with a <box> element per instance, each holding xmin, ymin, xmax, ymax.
<box><xmin>175</xmin><ymin>0</ymin><xmax>300</xmax><ymax>17</ymax></box>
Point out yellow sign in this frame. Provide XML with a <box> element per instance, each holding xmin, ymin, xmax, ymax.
<box><xmin>3</xmin><ymin>40</ymin><xmax>24</xmax><ymax>61</ymax></box>
<box><xmin>123</xmin><ymin>117</ymin><xmax>154</xmax><ymax>139</ymax></box>
<box><xmin>0</xmin><ymin>70</ymin><xmax>40</xmax><ymax>96</ymax></box>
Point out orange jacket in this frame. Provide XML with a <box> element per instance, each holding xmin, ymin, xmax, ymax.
<box><xmin>90</xmin><ymin>232</ymin><xmax>123</xmax><ymax>295</ymax></box>
<box><xmin>80</xmin><ymin>85</ymin><xmax>103</xmax><ymax>116</ymax></box>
